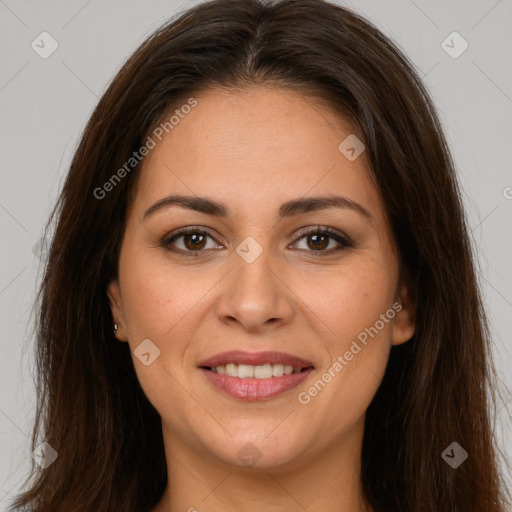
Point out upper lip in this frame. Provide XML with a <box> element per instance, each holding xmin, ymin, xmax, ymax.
<box><xmin>198</xmin><ymin>350</ymin><xmax>314</xmax><ymax>369</ymax></box>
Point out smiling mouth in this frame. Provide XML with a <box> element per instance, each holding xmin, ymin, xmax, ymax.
<box><xmin>201</xmin><ymin>363</ymin><xmax>314</xmax><ymax>379</ymax></box>
<box><xmin>199</xmin><ymin>364</ymin><xmax>315</xmax><ymax>401</ymax></box>
<box><xmin>197</xmin><ymin>350</ymin><xmax>315</xmax><ymax>400</ymax></box>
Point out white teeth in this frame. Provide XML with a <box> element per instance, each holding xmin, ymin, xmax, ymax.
<box><xmin>226</xmin><ymin>363</ymin><xmax>237</xmax><ymax>377</ymax></box>
<box><xmin>237</xmin><ymin>364</ymin><xmax>254</xmax><ymax>378</ymax></box>
<box><xmin>272</xmin><ymin>363</ymin><xmax>284</xmax><ymax>377</ymax></box>
<box><xmin>254</xmin><ymin>364</ymin><xmax>273</xmax><ymax>379</ymax></box>
<box><xmin>212</xmin><ymin>363</ymin><xmax>306</xmax><ymax>379</ymax></box>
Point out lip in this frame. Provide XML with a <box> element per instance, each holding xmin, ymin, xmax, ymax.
<box><xmin>197</xmin><ymin>350</ymin><xmax>315</xmax><ymax>401</ymax></box>
<box><xmin>200</xmin><ymin>367</ymin><xmax>314</xmax><ymax>401</ymax></box>
<box><xmin>197</xmin><ymin>350</ymin><xmax>314</xmax><ymax>369</ymax></box>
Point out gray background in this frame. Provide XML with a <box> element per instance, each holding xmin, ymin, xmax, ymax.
<box><xmin>1</xmin><ymin>0</ymin><xmax>511</xmax><ymax>507</ymax></box>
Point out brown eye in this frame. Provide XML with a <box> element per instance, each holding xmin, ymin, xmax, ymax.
<box><xmin>182</xmin><ymin>232</ymin><xmax>207</xmax><ymax>250</ymax></box>
<box><xmin>292</xmin><ymin>226</ymin><xmax>353</xmax><ymax>254</ymax></box>
<box><xmin>163</xmin><ymin>228</ymin><xmax>221</xmax><ymax>255</ymax></box>
<box><xmin>306</xmin><ymin>233</ymin><xmax>330</xmax><ymax>251</ymax></box>
<box><xmin>163</xmin><ymin>225</ymin><xmax>353</xmax><ymax>257</ymax></box>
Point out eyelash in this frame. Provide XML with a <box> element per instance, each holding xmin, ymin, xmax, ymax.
<box><xmin>161</xmin><ymin>225</ymin><xmax>354</xmax><ymax>257</ymax></box>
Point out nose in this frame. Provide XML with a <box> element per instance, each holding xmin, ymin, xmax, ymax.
<box><xmin>215</xmin><ymin>245</ymin><xmax>295</xmax><ymax>333</ymax></box>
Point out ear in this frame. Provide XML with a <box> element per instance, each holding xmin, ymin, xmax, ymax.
<box><xmin>107</xmin><ymin>278</ymin><xmax>128</xmax><ymax>342</ymax></box>
<box><xmin>391</xmin><ymin>279</ymin><xmax>415</xmax><ymax>346</ymax></box>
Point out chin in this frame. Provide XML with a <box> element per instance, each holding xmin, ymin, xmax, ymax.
<box><xmin>205</xmin><ymin>431</ymin><xmax>309</xmax><ymax>470</ymax></box>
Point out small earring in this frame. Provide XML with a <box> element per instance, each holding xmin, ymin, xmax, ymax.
<box><xmin>113</xmin><ymin>323</ymin><xmax>118</xmax><ymax>335</ymax></box>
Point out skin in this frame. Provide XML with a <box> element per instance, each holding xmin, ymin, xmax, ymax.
<box><xmin>108</xmin><ymin>85</ymin><xmax>415</xmax><ymax>512</ymax></box>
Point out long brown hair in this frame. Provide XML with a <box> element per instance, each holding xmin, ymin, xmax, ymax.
<box><xmin>9</xmin><ymin>0</ymin><xmax>510</xmax><ymax>510</ymax></box>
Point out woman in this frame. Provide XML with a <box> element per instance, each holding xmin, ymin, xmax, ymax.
<box><xmin>9</xmin><ymin>0</ymin><xmax>510</xmax><ymax>510</ymax></box>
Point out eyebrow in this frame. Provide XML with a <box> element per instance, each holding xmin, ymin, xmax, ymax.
<box><xmin>143</xmin><ymin>194</ymin><xmax>373</xmax><ymax>221</ymax></box>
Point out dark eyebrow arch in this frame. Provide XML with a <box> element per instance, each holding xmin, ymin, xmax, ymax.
<box><xmin>143</xmin><ymin>194</ymin><xmax>372</xmax><ymax>221</ymax></box>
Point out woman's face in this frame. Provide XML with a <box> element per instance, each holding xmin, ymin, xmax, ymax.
<box><xmin>108</xmin><ymin>86</ymin><xmax>414</xmax><ymax>471</ymax></box>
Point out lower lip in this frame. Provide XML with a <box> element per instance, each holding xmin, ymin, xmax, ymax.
<box><xmin>200</xmin><ymin>368</ymin><xmax>314</xmax><ymax>401</ymax></box>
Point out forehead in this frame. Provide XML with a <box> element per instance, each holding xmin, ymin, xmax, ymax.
<box><xmin>131</xmin><ymin>85</ymin><xmax>382</xmax><ymax>222</ymax></box>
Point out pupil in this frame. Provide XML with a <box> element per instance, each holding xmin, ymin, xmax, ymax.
<box><xmin>185</xmin><ymin>233</ymin><xmax>205</xmax><ymax>250</ymax></box>
<box><xmin>309</xmin><ymin>234</ymin><xmax>327</xmax><ymax>250</ymax></box>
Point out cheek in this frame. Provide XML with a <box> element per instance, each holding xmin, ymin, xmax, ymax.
<box><xmin>121</xmin><ymin>268</ymin><xmax>195</xmax><ymax>340</ymax></box>
<box><xmin>296</xmin><ymin>263</ymin><xmax>395</xmax><ymax>436</ymax></box>
<box><xmin>298</xmin><ymin>256</ymin><xmax>396</xmax><ymax>401</ymax></box>
<box><xmin>118</xmin><ymin>242</ymin><xmax>176</xmax><ymax>338</ymax></box>
<box><xmin>118</xmin><ymin>245</ymin><xmax>220</xmax><ymax>345</ymax></box>
<box><xmin>302</xmin><ymin>257</ymin><xmax>396</xmax><ymax>340</ymax></box>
